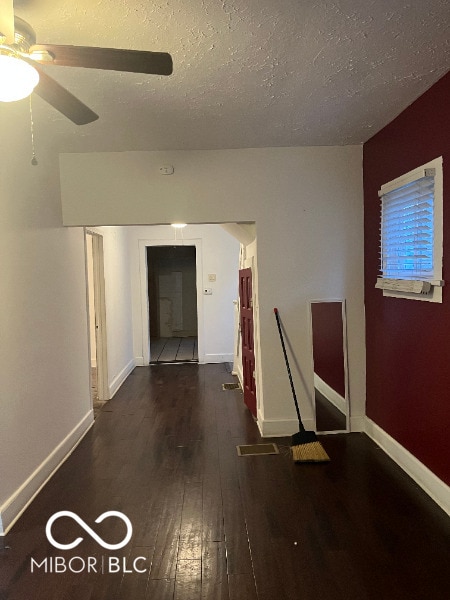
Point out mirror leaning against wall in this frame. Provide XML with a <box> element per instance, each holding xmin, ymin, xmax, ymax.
<box><xmin>310</xmin><ymin>299</ymin><xmax>349</xmax><ymax>433</ymax></box>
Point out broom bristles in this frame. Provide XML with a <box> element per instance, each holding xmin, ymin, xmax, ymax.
<box><xmin>291</xmin><ymin>440</ymin><xmax>330</xmax><ymax>463</ymax></box>
<box><xmin>291</xmin><ymin>429</ymin><xmax>330</xmax><ymax>463</ymax></box>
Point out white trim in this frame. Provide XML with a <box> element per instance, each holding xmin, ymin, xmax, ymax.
<box><xmin>257</xmin><ymin>417</ymin><xmax>315</xmax><ymax>438</ymax></box>
<box><xmin>204</xmin><ymin>353</ymin><xmax>234</xmax><ymax>364</ymax></box>
<box><xmin>138</xmin><ymin>238</ymin><xmax>204</xmax><ymax>365</ymax></box>
<box><xmin>375</xmin><ymin>278</ymin><xmax>443</xmax><ymax>303</ymax></box>
<box><xmin>365</xmin><ymin>418</ymin><xmax>450</xmax><ymax>516</ymax></box>
<box><xmin>381</xmin><ymin>286</ymin><xmax>442</xmax><ymax>303</ymax></box>
<box><xmin>85</xmin><ymin>230</ymin><xmax>110</xmax><ymax>401</ymax></box>
<box><xmin>314</xmin><ymin>373</ymin><xmax>346</xmax><ymax>414</ymax></box>
<box><xmin>308</xmin><ymin>298</ymin><xmax>350</xmax><ymax>433</ymax></box>
<box><xmin>378</xmin><ymin>156</ymin><xmax>443</xmax><ymax>303</ymax></box>
<box><xmin>0</xmin><ymin>411</ymin><xmax>94</xmax><ymax>537</ymax></box>
<box><xmin>349</xmin><ymin>416</ymin><xmax>365</xmax><ymax>432</ymax></box>
<box><xmin>380</xmin><ymin>162</ymin><xmax>435</xmax><ymax>195</ymax></box>
<box><xmin>109</xmin><ymin>358</ymin><xmax>136</xmax><ymax>398</ymax></box>
<box><xmin>232</xmin><ymin>298</ymin><xmax>242</xmax><ymax>379</ymax></box>
<box><xmin>234</xmin><ymin>364</ymin><xmax>244</xmax><ymax>388</ymax></box>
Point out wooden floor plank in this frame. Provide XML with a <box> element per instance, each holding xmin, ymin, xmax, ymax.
<box><xmin>1</xmin><ymin>363</ymin><xmax>449</xmax><ymax>600</ymax></box>
<box><xmin>146</xmin><ymin>578</ymin><xmax>175</xmax><ymax>599</ymax></box>
<box><xmin>202</xmin><ymin>473</ymin><xmax>224</xmax><ymax>543</ymax></box>
<box><xmin>175</xmin><ymin>559</ymin><xmax>202</xmax><ymax>599</ymax></box>
<box><xmin>158</xmin><ymin>338</ymin><xmax>181</xmax><ymax>362</ymax></box>
<box><xmin>176</xmin><ymin>337</ymin><xmax>196</xmax><ymax>361</ymax></box>
<box><xmin>149</xmin><ymin>337</ymin><xmax>166</xmax><ymax>361</ymax></box>
<box><xmin>228</xmin><ymin>573</ymin><xmax>258</xmax><ymax>600</ymax></box>
<box><xmin>201</xmin><ymin>541</ymin><xmax>229</xmax><ymax>599</ymax></box>
<box><xmin>150</xmin><ymin>337</ymin><xmax>198</xmax><ymax>363</ymax></box>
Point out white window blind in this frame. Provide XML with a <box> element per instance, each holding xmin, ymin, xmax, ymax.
<box><xmin>380</xmin><ymin>172</ymin><xmax>435</xmax><ymax>279</ymax></box>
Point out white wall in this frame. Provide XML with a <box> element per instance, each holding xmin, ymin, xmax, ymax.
<box><xmin>60</xmin><ymin>146</ymin><xmax>366</xmax><ymax>437</ymax></box>
<box><xmin>0</xmin><ymin>110</ymin><xmax>93</xmax><ymax>535</ymax></box>
<box><xmin>89</xmin><ymin>227</ymin><xmax>135</xmax><ymax>396</ymax></box>
<box><xmin>86</xmin><ymin>234</ymin><xmax>97</xmax><ymax>367</ymax></box>
<box><xmin>127</xmin><ymin>225</ymin><xmax>240</xmax><ymax>365</ymax></box>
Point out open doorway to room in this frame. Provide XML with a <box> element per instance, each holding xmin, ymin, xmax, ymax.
<box><xmin>147</xmin><ymin>245</ymin><xmax>198</xmax><ymax>363</ymax></box>
<box><xmin>85</xmin><ymin>230</ymin><xmax>109</xmax><ymax>413</ymax></box>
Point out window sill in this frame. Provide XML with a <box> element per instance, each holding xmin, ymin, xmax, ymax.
<box><xmin>375</xmin><ymin>278</ymin><xmax>443</xmax><ymax>303</ymax></box>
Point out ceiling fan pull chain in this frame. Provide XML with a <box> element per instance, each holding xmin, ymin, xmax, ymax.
<box><xmin>29</xmin><ymin>95</ymin><xmax>38</xmax><ymax>166</ymax></box>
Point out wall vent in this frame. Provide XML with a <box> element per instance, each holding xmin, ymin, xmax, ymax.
<box><xmin>222</xmin><ymin>382</ymin><xmax>241</xmax><ymax>390</ymax></box>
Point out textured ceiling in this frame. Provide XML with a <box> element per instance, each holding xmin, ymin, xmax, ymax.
<box><xmin>4</xmin><ymin>0</ymin><xmax>450</xmax><ymax>153</ymax></box>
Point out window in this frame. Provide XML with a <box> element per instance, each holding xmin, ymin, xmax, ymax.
<box><xmin>376</xmin><ymin>157</ymin><xmax>443</xmax><ymax>302</ymax></box>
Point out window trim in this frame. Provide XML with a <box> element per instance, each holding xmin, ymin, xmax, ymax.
<box><xmin>376</xmin><ymin>156</ymin><xmax>443</xmax><ymax>303</ymax></box>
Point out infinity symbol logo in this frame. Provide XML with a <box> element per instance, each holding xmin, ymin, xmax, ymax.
<box><xmin>46</xmin><ymin>511</ymin><xmax>133</xmax><ymax>550</ymax></box>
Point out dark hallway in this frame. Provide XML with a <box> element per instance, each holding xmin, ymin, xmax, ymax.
<box><xmin>147</xmin><ymin>246</ymin><xmax>198</xmax><ymax>353</ymax></box>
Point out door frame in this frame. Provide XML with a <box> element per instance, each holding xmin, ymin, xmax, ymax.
<box><xmin>239</xmin><ymin>267</ymin><xmax>257</xmax><ymax>417</ymax></box>
<box><xmin>85</xmin><ymin>230</ymin><xmax>109</xmax><ymax>401</ymax></box>
<box><xmin>308</xmin><ymin>298</ymin><xmax>350</xmax><ymax>434</ymax></box>
<box><xmin>138</xmin><ymin>238</ymin><xmax>204</xmax><ymax>364</ymax></box>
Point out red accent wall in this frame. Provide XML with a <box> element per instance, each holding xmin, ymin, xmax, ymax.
<box><xmin>363</xmin><ymin>72</ymin><xmax>450</xmax><ymax>485</ymax></box>
<box><xmin>311</xmin><ymin>302</ymin><xmax>345</xmax><ymax>397</ymax></box>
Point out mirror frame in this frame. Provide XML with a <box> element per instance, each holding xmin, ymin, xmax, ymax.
<box><xmin>309</xmin><ymin>298</ymin><xmax>350</xmax><ymax>434</ymax></box>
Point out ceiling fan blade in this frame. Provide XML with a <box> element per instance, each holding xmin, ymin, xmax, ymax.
<box><xmin>32</xmin><ymin>64</ymin><xmax>99</xmax><ymax>125</ymax></box>
<box><xmin>0</xmin><ymin>0</ymin><xmax>15</xmax><ymax>44</ymax></box>
<box><xmin>30</xmin><ymin>44</ymin><xmax>173</xmax><ymax>76</ymax></box>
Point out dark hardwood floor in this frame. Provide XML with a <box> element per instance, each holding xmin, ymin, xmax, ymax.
<box><xmin>315</xmin><ymin>389</ymin><xmax>346</xmax><ymax>432</ymax></box>
<box><xmin>1</xmin><ymin>363</ymin><xmax>449</xmax><ymax>599</ymax></box>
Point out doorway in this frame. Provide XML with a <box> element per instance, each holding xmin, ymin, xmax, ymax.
<box><xmin>147</xmin><ymin>245</ymin><xmax>198</xmax><ymax>363</ymax></box>
<box><xmin>85</xmin><ymin>231</ymin><xmax>109</xmax><ymax>411</ymax></box>
<box><xmin>239</xmin><ymin>267</ymin><xmax>257</xmax><ymax>417</ymax></box>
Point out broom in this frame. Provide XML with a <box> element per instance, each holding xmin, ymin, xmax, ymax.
<box><xmin>274</xmin><ymin>308</ymin><xmax>330</xmax><ymax>463</ymax></box>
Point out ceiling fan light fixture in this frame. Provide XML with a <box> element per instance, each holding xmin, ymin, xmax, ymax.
<box><xmin>0</xmin><ymin>53</ymin><xmax>39</xmax><ymax>102</ymax></box>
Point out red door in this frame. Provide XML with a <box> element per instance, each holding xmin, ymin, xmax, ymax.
<box><xmin>239</xmin><ymin>268</ymin><xmax>257</xmax><ymax>417</ymax></box>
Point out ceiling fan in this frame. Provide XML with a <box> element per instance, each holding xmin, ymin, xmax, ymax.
<box><xmin>0</xmin><ymin>0</ymin><xmax>173</xmax><ymax>124</ymax></box>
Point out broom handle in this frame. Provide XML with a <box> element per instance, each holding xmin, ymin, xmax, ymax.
<box><xmin>273</xmin><ymin>308</ymin><xmax>305</xmax><ymax>432</ymax></box>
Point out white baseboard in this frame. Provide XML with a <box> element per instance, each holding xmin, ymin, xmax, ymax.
<box><xmin>0</xmin><ymin>411</ymin><xmax>94</xmax><ymax>537</ymax></box>
<box><xmin>257</xmin><ymin>416</ymin><xmax>315</xmax><ymax>438</ymax></box>
<box><xmin>234</xmin><ymin>367</ymin><xmax>243</xmax><ymax>387</ymax></box>
<box><xmin>109</xmin><ymin>358</ymin><xmax>136</xmax><ymax>398</ymax></box>
<box><xmin>204</xmin><ymin>353</ymin><xmax>234</xmax><ymax>363</ymax></box>
<box><xmin>233</xmin><ymin>369</ymin><xmax>243</xmax><ymax>382</ymax></box>
<box><xmin>314</xmin><ymin>373</ymin><xmax>346</xmax><ymax>414</ymax></box>
<box><xmin>365</xmin><ymin>417</ymin><xmax>450</xmax><ymax>516</ymax></box>
<box><xmin>134</xmin><ymin>356</ymin><xmax>145</xmax><ymax>367</ymax></box>
<box><xmin>350</xmin><ymin>415</ymin><xmax>365</xmax><ymax>432</ymax></box>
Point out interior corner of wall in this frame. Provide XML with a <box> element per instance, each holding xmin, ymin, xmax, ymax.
<box><xmin>349</xmin><ymin>415</ymin><xmax>366</xmax><ymax>432</ymax></box>
<box><xmin>257</xmin><ymin>417</ymin><xmax>304</xmax><ymax>438</ymax></box>
<box><xmin>109</xmin><ymin>359</ymin><xmax>136</xmax><ymax>398</ymax></box>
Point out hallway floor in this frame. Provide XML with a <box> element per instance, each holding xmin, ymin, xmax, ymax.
<box><xmin>150</xmin><ymin>337</ymin><xmax>198</xmax><ymax>363</ymax></box>
<box><xmin>1</xmin><ymin>363</ymin><xmax>449</xmax><ymax>599</ymax></box>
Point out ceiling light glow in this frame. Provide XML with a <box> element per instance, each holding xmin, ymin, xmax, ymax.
<box><xmin>0</xmin><ymin>54</ymin><xmax>39</xmax><ymax>102</ymax></box>
<box><xmin>171</xmin><ymin>223</ymin><xmax>187</xmax><ymax>229</ymax></box>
